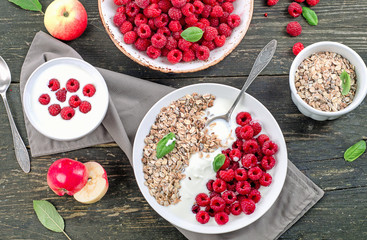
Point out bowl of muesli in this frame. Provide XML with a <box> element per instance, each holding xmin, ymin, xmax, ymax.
<box><xmin>133</xmin><ymin>83</ymin><xmax>287</xmax><ymax>234</ymax></box>
<box><xmin>289</xmin><ymin>41</ymin><xmax>367</xmax><ymax>121</ymax></box>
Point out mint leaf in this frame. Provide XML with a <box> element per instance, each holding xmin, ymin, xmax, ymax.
<box><xmin>213</xmin><ymin>154</ymin><xmax>226</xmax><ymax>172</ymax></box>
<box><xmin>8</xmin><ymin>0</ymin><xmax>43</xmax><ymax>13</ymax></box>
<box><xmin>181</xmin><ymin>27</ymin><xmax>204</xmax><ymax>42</ymax></box>
<box><xmin>302</xmin><ymin>7</ymin><xmax>318</xmax><ymax>26</ymax></box>
<box><xmin>344</xmin><ymin>140</ymin><xmax>366</xmax><ymax>162</ymax></box>
<box><xmin>156</xmin><ymin>132</ymin><xmax>176</xmax><ymax>159</ymax></box>
<box><xmin>340</xmin><ymin>70</ymin><xmax>351</xmax><ymax>95</ymax></box>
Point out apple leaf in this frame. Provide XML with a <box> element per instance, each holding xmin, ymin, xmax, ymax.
<box><xmin>8</xmin><ymin>0</ymin><xmax>43</xmax><ymax>13</ymax></box>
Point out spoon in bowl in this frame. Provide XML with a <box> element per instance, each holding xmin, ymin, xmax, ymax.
<box><xmin>0</xmin><ymin>56</ymin><xmax>30</xmax><ymax>173</ymax></box>
<box><xmin>206</xmin><ymin>39</ymin><xmax>277</xmax><ymax>125</ymax></box>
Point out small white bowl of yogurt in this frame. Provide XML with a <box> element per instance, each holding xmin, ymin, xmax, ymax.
<box><xmin>23</xmin><ymin>57</ymin><xmax>109</xmax><ymax>141</ymax></box>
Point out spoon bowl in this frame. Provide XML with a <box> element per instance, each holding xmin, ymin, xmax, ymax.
<box><xmin>0</xmin><ymin>57</ymin><xmax>11</xmax><ymax>93</ymax></box>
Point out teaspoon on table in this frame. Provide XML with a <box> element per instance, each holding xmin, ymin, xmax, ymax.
<box><xmin>0</xmin><ymin>56</ymin><xmax>30</xmax><ymax>173</ymax></box>
<box><xmin>206</xmin><ymin>39</ymin><xmax>277</xmax><ymax>125</ymax></box>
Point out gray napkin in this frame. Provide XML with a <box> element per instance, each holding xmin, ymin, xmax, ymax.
<box><xmin>20</xmin><ymin>31</ymin><xmax>324</xmax><ymax>240</ymax></box>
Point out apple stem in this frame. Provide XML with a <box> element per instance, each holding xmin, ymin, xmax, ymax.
<box><xmin>62</xmin><ymin>230</ymin><xmax>72</xmax><ymax>240</ymax></box>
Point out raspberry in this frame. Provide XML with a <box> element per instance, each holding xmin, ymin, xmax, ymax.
<box><xmin>243</xmin><ymin>139</ymin><xmax>260</xmax><ymax>154</ymax></box>
<box><xmin>214</xmin><ymin>35</ymin><xmax>226</xmax><ymax>47</ymax></box>
<box><xmin>201</xmin><ymin>40</ymin><xmax>215</xmax><ymax>51</ymax></box>
<box><xmin>185</xmin><ymin>14</ymin><xmax>198</xmax><ymax>26</ymax></box>
<box><xmin>229</xmin><ymin>148</ymin><xmax>242</xmax><ymax>161</ymax></box>
<box><xmin>83</xmin><ymin>84</ymin><xmax>96</xmax><ymax>97</ymax></box>
<box><xmin>134</xmin><ymin>13</ymin><xmax>148</xmax><ymax>27</ymax></box>
<box><xmin>69</xmin><ymin>95</ymin><xmax>82</xmax><ymax>108</ymax></box>
<box><xmin>219</xmin><ymin>169</ymin><xmax>235</xmax><ymax>182</ymax></box>
<box><xmin>248</xmin><ymin>166</ymin><xmax>263</xmax><ymax>181</ymax></box>
<box><xmin>66</xmin><ymin>78</ymin><xmax>79</xmax><ymax>93</ymax></box>
<box><xmin>210</xmin><ymin>5</ymin><xmax>224</xmax><ymax>18</ymax></box>
<box><xmin>146</xmin><ymin>46</ymin><xmax>161</xmax><ymax>59</ymax></box>
<box><xmin>135</xmin><ymin>38</ymin><xmax>151</xmax><ymax>51</ymax></box>
<box><xmin>199</xmin><ymin>18</ymin><xmax>210</xmax><ymax>27</ymax></box>
<box><xmin>113</xmin><ymin>0</ymin><xmax>125</xmax><ymax>5</ymax></box>
<box><xmin>183</xmin><ymin>49</ymin><xmax>196</xmax><ymax>62</ymax></box>
<box><xmin>196</xmin><ymin>211</ymin><xmax>210</xmax><ymax>224</ymax></box>
<box><xmin>161</xmin><ymin>47</ymin><xmax>169</xmax><ymax>57</ymax></box>
<box><xmin>116</xmin><ymin>6</ymin><xmax>126</xmax><ymax>13</ymax></box>
<box><xmin>248</xmin><ymin>189</ymin><xmax>261</xmax><ymax>203</ymax></box>
<box><xmin>235</xmin><ymin>127</ymin><xmax>242</xmax><ymax>139</ymax></box>
<box><xmin>154</xmin><ymin>13</ymin><xmax>169</xmax><ymax>28</ymax></box>
<box><xmin>203</xmin><ymin>26</ymin><xmax>218</xmax><ymax>41</ymax></box>
<box><xmin>165</xmin><ymin>36</ymin><xmax>178</xmax><ymax>50</ymax></box>
<box><xmin>135</xmin><ymin>0</ymin><xmax>150</xmax><ymax>9</ymax></box>
<box><xmin>124</xmin><ymin>31</ymin><xmax>138</xmax><ymax>44</ymax></box>
<box><xmin>171</xmin><ymin>0</ymin><xmax>186</xmax><ymax>8</ymax></box>
<box><xmin>48</xmin><ymin>104</ymin><xmax>61</xmax><ymax>116</ymax></box>
<box><xmin>262</xmin><ymin>140</ymin><xmax>278</xmax><ymax>156</ymax></box>
<box><xmin>236</xmin><ymin>180</ymin><xmax>251</xmax><ymax>195</ymax></box>
<box><xmin>239</xmin><ymin>125</ymin><xmax>254</xmax><ymax>140</ymax></box>
<box><xmin>205</xmin><ymin>205</ymin><xmax>216</xmax><ymax>217</ymax></box>
<box><xmin>232</xmin><ymin>139</ymin><xmax>243</xmax><ymax>150</ymax></box>
<box><xmin>288</xmin><ymin>2</ymin><xmax>303</xmax><ymax>18</ymax></box>
<box><xmin>306</xmin><ymin>0</ymin><xmax>319</xmax><ymax>6</ymax></box>
<box><xmin>250</xmin><ymin>180</ymin><xmax>261</xmax><ymax>190</ymax></box>
<box><xmin>55</xmin><ymin>88</ymin><xmax>67</xmax><ymax>102</ymax></box>
<box><xmin>193</xmin><ymin>1</ymin><xmax>204</xmax><ymax>14</ymax></box>
<box><xmin>260</xmin><ymin>173</ymin><xmax>273</xmax><ymax>187</ymax></box>
<box><xmin>210</xmin><ymin>196</ymin><xmax>226</xmax><ymax>212</ymax></box>
<box><xmin>48</xmin><ymin>78</ymin><xmax>60</xmax><ymax>91</ymax></box>
<box><xmin>167</xmin><ymin>49</ymin><xmax>182</xmax><ymax>64</ymax></box>
<box><xmin>293</xmin><ymin>42</ymin><xmax>304</xmax><ymax>56</ymax></box>
<box><xmin>158</xmin><ymin>0</ymin><xmax>172</xmax><ymax>12</ymax></box>
<box><xmin>209</xmin><ymin>192</ymin><xmax>221</xmax><ymax>199</ymax></box>
<box><xmin>228</xmin><ymin>161</ymin><xmax>240</xmax><ymax>171</ymax></box>
<box><xmin>226</xmin><ymin>180</ymin><xmax>236</xmax><ymax>192</ymax></box>
<box><xmin>234</xmin><ymin>168</ymin><xmax>248</xmax><ymax>181</ymax></box>
<box><xmin>222</xmin><ymin>148</ymin><xmax>231</xmax><ymax>157</ymax></box>
<box><xmin>137</xmin><ymin>24</ymin><xmax>151</xmax><ymax>38</ymax></box>
<box><xmin>38</xmin><ymin>94</ymin><xmax>50</xmax><ymax>105</ymax></box>
<box><xmin>218</xmin><ymin>23</ymin><xmax>232</xmax><ymax>37</ymax></box>
<box><xmin>241</xmin><ymin>199</ymin><xmax>256</xmax><ymax>215</ymax></box>
<box><xmin>191</xmin><ymin>204</ymin><xmax>200</xmax><ymax>214</ymax></box>
<box><xmin>120</xmin><ymin>21</ymin><xmax>133</xmax><ymax>34</ymax></box>
<box><xmin>295</xmin><ymin>0</ymin><xmax>305</xmax><ymax>2</ymax></box>
<box><xmin>203</xmin><ymin>0</ymin><xmax>216</xmax><ymax>6</ymax></box>
<box><xmin>219</xmin><ymin>156</ymin><xmax>230</xmax><ymax>170</ymax></box>
<box><xmin>257</xmin><ymin>134</ymin><xmax>270</xmax><ymax>146</ymax></box>
<box><xmin>213</xmin><ymin>178</ymin><xmax>227</xmax><ymax>193</ymax></box>
<box><xmin>224</xmin><ymin>205</ymin><xmax>231</xmax><ymax>215</ymax></box>
<box><xmin>157</xmin><ymin>27</ymin><xmax>171</xmax><ymax>37</ymax></box>
<box><xmin>168</xmin><ymin>7</ymin><xmax>182</xmax><ymax>20</ymax></box>
<box><xmin>241</xmin><ymin>154</ymin><xmax>257</xmax><ymax>169</ymax></box>
<box><xmin>201</xmin><ymin>5</ymin><xmax>211</xmax><ymax>18</ymax></box>
<box><xmin>60</xmin><ymin>106</ymin><xmax>75</xmax><ymax>120</ymax></box>
<box><xmin>227</xmin><ymin>14</ymin><xmax>240</xmax><ymax>28</ymax></box>
<box><xmin>222</xmin><ymin>2</ymin><xmax>234</xmax><ymax>13</ymax></box>
<box><xmin>249</xmin><ymin>121</ymin><xmax>262</xmax><ymax>136</ymax></box>
<box><xmin>214</xmin><ymin>212</ymin><xmax>229</xmax><ymax>225</ymax></box>
<box><xmin>267</xmin><ymin>0</ymin><xmax>279</xmax><ymax>6</ymax></box>
<box><xmin>79</xmin><ymin>101</ymin><xmax>92</xmax><ymax>114</ymax></box>
<box><xmin>151</xmin><ymin>33</ymin><xmax>167</xmax><ymax>49</ymax></box>
<box><xmin>196</xmin><ymin>46</ymin><xmax>210</xmax><ymax>60</ymax></box>
<box><xmin>178</xmin><ymin>38</ymin><xmax>192</xmax><ymax>51</ymax></box>
<box><xmin>126</xmin><ymin>2</ymin><xmax>139</xmax><ymax>17</ymax></box>
<box><xmin>143</xmin><ymin>3</ymin><xmax>161</xmax><ymax>18</ymax></box>
<box><xmin>230</xmin><ymin>202</ymin><xmax>242</xmax><ymax>215</ymax></box>
<box><xmin>206</xmin><ymin>179</ymin><xmax>214</xmax><ymax>191</ymax></box>
<box><xmin>182</xmin><ymin>3</ymin><xmax>194</xmax><ymax>17</ymax></box>
<box><xmin>221</xmin><ymin>190</ymin><xmax>236</xmax><ymax>204</ymax></box>
<box><xmin>168</xmin><ymin>20</ymin><xmax>182</xmax><ymax>32</ymax></box>
<box><xmin>236</xmin><ymin>112</ymin><xmax>252</xmax><ymax>126</ymax></box>
<box><xmin>287</xmin><ymin>21</ymin><xmax>302</xmax><ymax>37</ymax></box>
<box><xmin>195</xmin><ymin>193</ymin><xmax>210</xmax><ymax>206</ymax></box>
<box><xmin>209</xmin><ymin>17</ymin><xmax>219</xmax><ymax>27</ymax></box>
<box><xmin>261</xmin><ymin>155</ymin><xmax>276</xmax><ymax>170</ymax></box>
<box><xmin>113</xmin><ymin>12</ymin><xmax>126</xmax><ymax>27</ymax></box>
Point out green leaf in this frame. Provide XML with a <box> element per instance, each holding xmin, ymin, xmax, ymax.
<box><xmin>33</xmin><ymin>200</ymin><xmax>65</xmax><ymax>233</ymax></box>
<box><xmin>340</xmin><ymin>70</ymin><xmax>351</xmax><ymax>95</ymax></box>
<box><xmin>8</xmin><ymin>0</ymin><xmax>42</xmax><ymax>12</ymax></box>
<box><xmin>156</xmin><ymin>132</ymin><xmax>176</xmax><ymax>159</ymax></box>
<box><xmin>344</xmin><ymin>140</ymin><xmax>366</xmax><ymax>162</ymax></box>
<box><xmin>180</xmin><ymin>27</ymin><xmax>204</xmax><ymax>43</ymax></box>
<box><xmin>302</xmin><ymin>7</ymin><xmax>318</xmax><ymax>26</ymax></box>
<box><xmin>213</xmin><ymin>154</ymin><xmax>226</xmax><ymax>172</ymax></box>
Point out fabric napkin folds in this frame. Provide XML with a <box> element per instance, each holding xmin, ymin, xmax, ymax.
<box><xmin>20</xmin><ymin>31</ymin><xmax>324</xmax><ymax>240</ymax></box>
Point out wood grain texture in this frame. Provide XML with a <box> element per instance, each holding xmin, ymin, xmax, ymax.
<box><xmin>1</xmin><ymin>0</ymin><xmax>367</xmax><ymax>239</ymax></box>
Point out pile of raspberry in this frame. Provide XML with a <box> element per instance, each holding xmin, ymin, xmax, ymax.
<box><xmin>192</xmin><ymin>111</ymin><xmax>278</xmax><ymax>225</ymax></box>
<box><xmin>38</xmin><ymin>78</ymin><xmax>96</xmax><ymax>120</ymax></box>
<box><xmin>112</xmin><ymin>0</ymin><xmax>241</xmax><ymax>64</ymax></box>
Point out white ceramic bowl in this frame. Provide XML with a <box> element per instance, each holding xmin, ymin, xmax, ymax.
<box><xmin>23</xmin><ymin>57</ymin><xmax>109</xmax><ymax>141</ymax></box>
<box><xmin>289</xmin><ymin>41</ymin><xmax>367</xmax><ymax>121</ymax></box>
<box><xmin>98</xmin><ymin>0</ymin><xmax>253</xmax><ymax>73</ymax></box>
<box><xmin>133</xmin><ymin>83</ymin><xmax>287</xmax><ymax>234</ymax></box>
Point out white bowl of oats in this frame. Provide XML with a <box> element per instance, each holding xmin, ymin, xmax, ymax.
<box><xmin>133</xmin><ymin>83</ymin><xmax>287</xmax><ymax>234</ymax></box>
<box><xmin>289</xmin><ymin>41</ymin><xmax>367</xmax><ymax>121</ymax></box>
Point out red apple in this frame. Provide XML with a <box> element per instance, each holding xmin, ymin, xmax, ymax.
<box><xmin>47</xmin><ymin>158</ymin><xmax>89</xmax><ymax>196</ymax></box>
<box><xmin>44</xmin><ymin>0</ymin><xmax>88</xmax><ymax>41</ymax></box>
<box><xmin>74</xmin><ymin>162</ymin><xmax>109</xmax><ymax>204</ymax></box>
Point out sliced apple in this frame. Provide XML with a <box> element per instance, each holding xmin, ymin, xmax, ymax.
<box><xmin>74</xmin><ymin>162</ymin><xmax>108</xmax><ymax>204</ymax></box>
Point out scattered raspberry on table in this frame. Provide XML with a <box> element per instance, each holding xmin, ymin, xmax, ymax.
<box><xmin>286</xmin><ymin>21</ymin><xmax>302</xmax><ymax>37</ymax></box>
<box><xmin>292</xmin><ymin>42</ymin><xmax>304</xmax><ymax>55</ymax></box>
<box><xmin>288</xmin><ymin>2</ymin><xmax>303</xmax><ymax>18</ymax></box>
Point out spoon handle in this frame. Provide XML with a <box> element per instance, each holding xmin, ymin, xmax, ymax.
<box><xmin>226</xmin><ymin>40</ymin><xmax>278</xmax><ymax>118</ymax></box>
<box><xmin>1</xmin><ymin>94</ymin><xmax>30</xmax><ymax>173</ymax></box>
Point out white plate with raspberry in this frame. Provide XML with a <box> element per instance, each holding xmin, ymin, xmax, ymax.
<box><xmin>133</xmin><ymin>83</ymin><xmax>287</xmax><ymax>234</ymax></box>
<box><xmin>98</xmin><ymin>0</ymin><xmax>253</xmax><ymax>73</ymax></box>
<box><xmin>22</xmin><ymin>57</ymin><xmax>109</xmax><ymax>141</ymax></box>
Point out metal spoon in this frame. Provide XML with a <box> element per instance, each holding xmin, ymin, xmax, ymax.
<box><xmin>206</xmin><ymin>39</ymin><xmax>277</xmax><ymax>125</ymax></box>
<box><xmin>0</xmin><ymin>56</ymin><xmax>30</xmax><ymax>173</ymax></box>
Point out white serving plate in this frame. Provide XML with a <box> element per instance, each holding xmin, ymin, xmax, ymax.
<box><xmin>23</xmin><ymin>57</ymin><xmax>109</xmax><ymax>141</ymax></box>
<box><xmin>133</xmin><ymin>83</ymin><xmax>288</xmax><ymax>234</ymax></box>
<box><xmin>98</xmin><ymin>0</ymin><xmax>254</xmax><ymax>73</ymax></box>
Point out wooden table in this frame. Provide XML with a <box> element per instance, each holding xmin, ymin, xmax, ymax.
<box><xmin>1</xmin><ymin>0</ymin><xmax>367</xmax><ymax>239</ymax></box>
